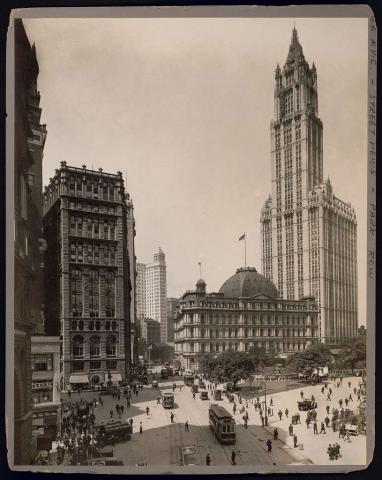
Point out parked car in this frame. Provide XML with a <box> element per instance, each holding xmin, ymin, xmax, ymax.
<box><xmin>297</xmin><ymin>399</ymin><xmax>317</xmax><ymax>411</ymax></box>
<box><xmin>200</xmin><ymin>391</ymin><xmax>209</xmax><ymax>400</ymax></box>
<box><xmin>152</xmin><ymin>380</ymin><xmax>159</xmax><ymax>388</ymax></box>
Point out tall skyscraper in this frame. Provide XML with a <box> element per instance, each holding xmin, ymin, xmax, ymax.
<box><xmin>260</xmin><ymin>28</ymin><xmax>358</xmax><ymax>344</ymax></box>
<box><xmin>145</xmin><ymin>248</ymin><xmax>168</xmax><ymax>343</ymax></box>
<box><xmin>14</xmin><ymin>19</ymin><xmax>47</xmax><ymax>465</ymax></box>
<box><xmin>43</xmin><ymin>164</ymin><xmax>134</xmax><ymax>387</ymax></box>
<box><xmin>136</xmin><ymin>262</ymin><xmax>146</xmax><ymax>322</ymax></box>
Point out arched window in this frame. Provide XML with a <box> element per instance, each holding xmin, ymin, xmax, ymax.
<box><xmin>111</xmin><ymin>321</ymin><xmax>116</xmax><ymax>331</ymax></box>
<box><xmin>95</xmin><ymin>321</ymin><xmax>101</xmax><ymax>331</ymax></box>
<box><xmin>105</xmin><ymin>271</ymin><xmax>115</xmax><ymax>317</ymax></box>
<box><xmin>89</xmin><ymin>270</ymin><xmax>99</xmax><ymax>317</ymax></box>
<box><xmin>72</xmin><ymin>335</ymin><xmax>84</xmax><ymax>357</ymax></box>
<box><xmin>89</xmin><ymin>335</ymin><xmax>100</xmax><ymax>357</ymax></box>
<box><xmin>71</xmin><ymin>321</ymin><xmax>77</xmax><ymax>331</ymax></box>
<box><xmin>70</xmin><ymin>269</ymin><xmax>82</xmax><ymax>317</ymax></box>
<box><xmin>106</xmin><ymin>335</ymin><xmax>117</xmax><ymax>356</ymax></box>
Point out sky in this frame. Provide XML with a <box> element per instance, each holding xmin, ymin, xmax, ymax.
<box><xmin>23</xmin><ymin>16</ymin><xmax>368</xmax><ymax>323</ymax></box>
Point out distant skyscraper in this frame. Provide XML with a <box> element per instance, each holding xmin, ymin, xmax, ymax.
<box><xmin>145</xmin><ymin>248</ymin><xmax>167</xmax><ymax>343</ymax></box>
<box><xmin>136</xmin><ymin>262</ymin><xmax>146</xmax><ymax>322</ymax></box>
<box><xmin>260</xmin><ymin>28</ymin><xmax>358</xmax><ymax>344</ymax></box>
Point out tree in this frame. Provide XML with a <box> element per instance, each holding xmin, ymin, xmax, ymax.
<box><xmin>150</xmin><ymin>343</ymin><xmax>175</xmax><ymax>363</ymax></box>
<box><xmin>338</xmin><ymin>336</ymin><xmax>366</xmax><ymax>373</ymax></box>
<box><xmin>287</xmin><ymin>345</ymin><xmax>330</xmax><ymax>378</ymax></box>
<box><xmin>248</xmin><ymin>345</ymin><xmax>279</xmax><ymax>370</ymax></box>
<box><xmin>202</xmin><ymin>350</ymin><xmax>256</xmax><ymax>387</ymax></box>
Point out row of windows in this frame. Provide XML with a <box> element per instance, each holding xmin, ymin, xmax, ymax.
<box><xmin>68</xmin><ymin>179</ymin><xmax>117</xmax><ymax>201</ymax></box>
<box><xmin>68</xmin><ymin>201</ymin><xmax>116</xmax><ymax>215</ymax></box>
<box><xmin>71</xmin><ymin>320</ymin><xmax>118</xmax><ymax>331</ymax></box>
<box><xmin>70</xmin><ymin>216</ymin><xmax>116</xmax><ymax>240</ymax></box>
<box><xmin>72</xmin><ymin>334</ymin><xmax>117</xmax><ymax>357</ymax></box>
<box><xmin>70</xmin><ymin>242</ymin><xmax>116</xmax><ymax>267</ymax></box>
<box><xmin>180</xmin><ymin>326</ymin><xmax>311</xmax><ymax>338</ymax></box>
<box><xmin>179</xmin><ymin>340</ymin><xmax>310</xmax><ymax>354</ymax></box>
<box><xmin>72</xmin><ymin>360</ymin><xmax>117</xmax><ymax>372</ymax></box>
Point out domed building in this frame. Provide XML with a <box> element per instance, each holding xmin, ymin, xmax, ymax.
<box><xmin>174</xmin><ymin>267</ymin><xmax>319</xmax><ymax>371</ymax></box>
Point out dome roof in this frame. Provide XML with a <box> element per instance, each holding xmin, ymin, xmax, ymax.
<box><xmin>219</xmin><ymin>267</ymin><xmax>279</xmax><ymax>299</ymax></box>
<box><xmin>196</xmin><ymin>278</ymin><xmax>206</xmax><ymax>286</ymax></box>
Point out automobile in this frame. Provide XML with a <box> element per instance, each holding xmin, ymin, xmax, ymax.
<box><xmin>91</xmin><ymin>457</ymin><xmax>124</xmax><ymax>466</ymax></box>
<box><xmin>147</xmin><ymin>369</ymin><xmax>153</xmax><ymax>375</ymax></box>
<box><xmin>297</xmin><ymin>399</ymin><xmax>318</xmax><ymax>411</ymax></box>
<box><xmin>345</xmin><ymin>424</ymin><xmax>359</xmax><ymax>436</ymax></box>
<box><xmin>152</xmin><ymin>380</ymin><xmax>159</xmax><ymax>388</ymax></box>
<box><xmin>200</xmin><ymin>391</ymin><xmax>209</xmax><ymax>400</ymax></box>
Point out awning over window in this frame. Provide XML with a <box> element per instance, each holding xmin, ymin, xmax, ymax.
<box><xmin>69</xmin><ymin>375</ymin><xmax>89</xmax><ymax>384</ymax></box>
<box><xmin>110</xmin><ymin>373</ymin><xmax>122</xmax><ymax>382</ymax></box>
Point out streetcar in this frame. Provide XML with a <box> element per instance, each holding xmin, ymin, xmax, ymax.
<box><xmin>209</xmin><ymin>404</ymin><xmax>236</xmax><ymax>444</ymax></box>
<box><xmin>162</xmin><ymin>392</ymin><xmax>175</xmax><ymax>409</ymax></box>
<box><xmin>184</xmin><ymin>374</ymin><xmax>194</xmax><ymax>386</ymax></box>
<box><xmin>161</xmin><ymin>368</ymin><xmax>169</xmax><ymax>380</ymax></box>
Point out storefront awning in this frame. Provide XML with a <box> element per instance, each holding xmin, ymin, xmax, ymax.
<box><xmin>69</xmin><ymin>375</ymin><xmax>89</xmax><ymax>384</ymax></box>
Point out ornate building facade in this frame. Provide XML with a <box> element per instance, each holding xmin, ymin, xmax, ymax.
<box><xmin>14</xmin><ymin>19</ymin><xmax>47</xmax><ymax>465</ymax></box>
<box><xmin>174</xmin><ymin>267</ymin><xmax>319</xmax><ymax>371</ymax></box>
<box><xmin>43</xmin><ymin>164</ymin><xmax>135</xmax><ymax>388</ymax></box>
<box><xmin>260</xmin><ymin>28</ymin><xmax>358</xmax><ymax>344</ymax></box>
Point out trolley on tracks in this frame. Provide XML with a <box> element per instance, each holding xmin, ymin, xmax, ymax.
<box><xmin>208</xmin><ymin>404</ymin><xmax>236</xmax><ymax>444</ymax></box>
<box><xmin>162</xmin><ymin>392</ymin><xmax>175</xmax><ymax>409</ymax></box>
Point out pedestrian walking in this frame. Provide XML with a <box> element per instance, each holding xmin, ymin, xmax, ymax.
<box><xmin>146</xmin><ymin>406</ymin><xmax>150</xmax><ymax>416</ymax></box>
<box><xmin>306</xmin><ymin>417</ymin><xmax>310</xmax><ymax>428</ymax></box>
<box><xmin>273</xmin><ymin>428</ymin><xmax>278</xmax><ymax>440</ymax></box>
<box><xmin>278</xmin><ymin>410</ymin><xmax>283</xmax><ymax>420</ymax></box>
<box><xmin>231</xmin><ymin>449</ymin><xmax>236</xmax><ymax>465</ymax></box>
<box><xmin>270</xmin><ymin>397</ymin><xmax>273</xmax><ymax>406</ymax></box>
<box><xmin>345</xmin><ymin>398</ymin><xmax>349</xmax><ymax>407</ymax></box>
<box><xmin>288</xmin><ymin>424</ymin><xmax>293</xmax><ymax>436</ymax></box>
<box><xmin>68</xmin><ymin>390</ymin><xmax>72</xmax><ymax>399</ymax></box>
<box><xmin>293</xmin><ymin>434</ymin><xmax>298</xmax><ymax>448</ymax></box>
<box><xmin>320</xmin><ymin>422</ymin><xmax>326</xmax><ymax>434</ymax></box>
<box><xmin>233</xmin><ymin>403</ymin><xmax>236</xmax><ymax>414</ymax></box>
<box><xmin>285</xmin><ymin>408</ymin><xmax>289</xmax><ymax>418</ymax></box>
<box><xmin>313</xmin><ymin>421</ymin><xmax>318</xmax><ymax>434</ymax></box>
<box><xmin>261</xmin><ymin>415</ymin><xmax>264</xmax><ymax>426</ymax></box>
<box><xmin>185</xmin><ymin>421</ymin><xmax>189</xmax><ymax>431</ymax></box>
<box><xmin>325</xmin><ymin>416</ymin><xmax>330</xmax><ymax>428</ymax></box>
<box><xmin>170</xmin><ymin>412</ymin><xmax>175</xmax><ymax>423</ymax></box>
<box><xmin>157</xmin><ymin>396</ymin><xmax>161</xmax><ymax>404</ymax></box>
<box><xmin>326</xmin><ymin>405</ymin><xmax>330</xmax><ymax>414</ymax></box>
<box><xmin>266</xmin><ymin>439</ymin><xmax>272</xmax><ymax>452</ymax></box>
<box><xmin>139</xmin><ymin>422</ymin><xmax>143</xmax><ymax>434</ymax></box>
<box><xmin>300</xmin><ymin>390</ymin><xmax>304</xmax><ymax>399</ymax></box>
<box><xmin>206</xmin><ymin>453</ymin><xmax>211</xmax><ymax>466</ymax></box>
<box><xmin>109</xmin><ymin>409</ymin><xmax>113</xmax><ymax>419</ymax></box>
<box><xmin>339</xmin><ymin>399</ymin><xmax>343</xmax><ymax>408</ymax></box>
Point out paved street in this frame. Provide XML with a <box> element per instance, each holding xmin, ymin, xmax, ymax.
<box><xmin>61</xmin><ymin>376</ymin><xmax>365</xmax><ymax>467</ymax></box>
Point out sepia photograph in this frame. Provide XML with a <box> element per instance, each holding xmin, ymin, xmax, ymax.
<box><xmin>7</xmin><ymin>5</ymin><xmax>376</xmax><ymax>473</ymax></box>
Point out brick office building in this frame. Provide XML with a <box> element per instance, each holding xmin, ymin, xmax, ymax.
<box><xmin>43</xmin><ymin>164</ymin><xmax>135</xmax><ymax>389</ymax></box>
<box><xmin>13</xmin><ymin>19</ymin><xmax>47</xmax><ymax>465</ymax></box>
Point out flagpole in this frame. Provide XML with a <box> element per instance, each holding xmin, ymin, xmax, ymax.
<box><xmin>244</xmin><ymin>233</ymin><xmax>247</xmax><ymax>268</ymax></box>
